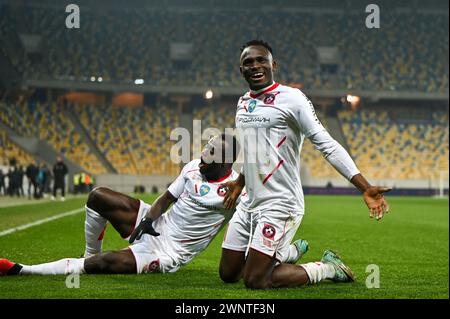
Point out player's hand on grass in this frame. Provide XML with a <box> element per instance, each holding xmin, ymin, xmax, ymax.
<box><xmin>222</xmin><ymin>181</ymin><xmax>243</xmax><ymax>210</ymax></box>
<box><xmin>129</xmin><ymin>217</ymin><xmax>160</xmax><ymax>243</ymax></box>
<box><xmin>363</xmin><ymin>186</ymin><xmax>391</xmax><ymax>221</ymax></box>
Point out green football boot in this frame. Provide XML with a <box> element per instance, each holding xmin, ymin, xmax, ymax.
<box><xmin>291</xmin><ymin>238</ymin><xmax>309</xmax><ymax>263</ymax></box>
<box><xmin>321</xmin><ymin>249</ymin><xmax>355</xmax><ymax>282</ymax></box>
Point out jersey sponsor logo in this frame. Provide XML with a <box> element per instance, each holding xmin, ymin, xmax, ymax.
<box><xmin>262</xmin><ymin>223</ymin><xmax>276</xmax><ymax>240</ymax></box>
<box><xmin>199</xmin><ymin>184</ymin><xmax>211</xmax><ymax>196</ymax></box>
<box><xmin>217</xmin><ymin>185</ymin><xmax>228</xmax><ymax>197</ymax></box>
<box><xmin>248</xmin><ymin>99</ymin><xmax>257</xmax><ymax>113</ymax></box>
<box><xmin>263</xmin><ymin>92</ymin><xmax>280</xmax><ymax>105</ymax></box>
<box><xmin>188</xmin><ymin>194</ymin><xmax>222</xmax><ymax>211</ymax></box>
<box><xmin>237</xmin><ymin>116</ymin><xmax>270</xmax><ymax>124</ymax></box>
<box><xmin>143</xmin><ymin>259</ymin><xmax>160</xmax><ymax>273</ymax></box>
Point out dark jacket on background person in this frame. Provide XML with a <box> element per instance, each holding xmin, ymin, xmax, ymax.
<box><xmin>43</xmin><ymin>165</ymin><xmax>52</xmax><ymax>193</ymax></box>
<box><xmin>11</xmin><ymin>166</ymin><xmax>22</xmax><ymax>196</ymax></box>
<box><xmin>25</xmin><ymin>163</ymin><xmax>39</xmax><ymax>184</ymax></box>
<box><xmin>26</xmin><ymin>163</ymin><xmax>39</xmax><ymax>198</ymax></box>
<box><xmin>53</xmin><ymin>160</ymin><xmax>68</xmax><ymax>185</ymax></box>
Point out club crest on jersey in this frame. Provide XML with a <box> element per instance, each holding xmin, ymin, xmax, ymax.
<box><xmin>248</xmin><ymin>99</ymin><xmax>257</xmax><ymax>113</ymax></box>
<box><xmin>199</xmin><ymin>184</ymin><xmax>211</xmax><ymax>196</ymax></box>
<box><xmin>263</xmin><ymin>92</ymin><xmax>280</xmax><ymax>105</ymax></box>
<box><xmin>217</xmin><ymin>185</ymin><xmax>228</xmax><ymax>197</ymax></box>
<box><xmin>262</xmin><ymin>224</ymin><xmax>276</xmax><ymax>240</ymax></box>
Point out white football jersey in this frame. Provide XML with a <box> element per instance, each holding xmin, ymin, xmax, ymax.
<box><xmin>158</xmin><ymin>159</ymin><xmax>238</xmax><ymax>262</ymax></box>
<box><xmin>236</xmin><ymin>82</ymin><xmax>332</xmax><ymax>214</ymax></box>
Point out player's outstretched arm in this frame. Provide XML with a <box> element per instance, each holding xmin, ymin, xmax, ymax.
<box><xmin>223</xmin><ymin>173</ymin><xmax>245</xmax><ymax>210</ymax></box>
<box><xmin>307</xmin><ymin>130</ymin><xmax>391</xmax><ymax>221</ymax></box>
<box><xmin>129</xmin><ymin>191</ymin><xmax>177</xmax><ymax>243</ymax></box>
<box><xmin>350</xmin><ymin>173</ymin><xmax>391</xmax><ymax>221</ymax></box>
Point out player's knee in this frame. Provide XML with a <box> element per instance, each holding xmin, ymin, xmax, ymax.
<box><xmin>243</xmin><ymin>274</ymin><xmax>270</xmax><ymax>290</ymax></box>
<box><xmin>86</xmin><ymin>187</ymin><xmax>109</xmax><ymax>211</ymax></box>
<box><xmin>219</xmin><ymin>266</ymin><xmax>240</xmax><ymax>283</ymax></box>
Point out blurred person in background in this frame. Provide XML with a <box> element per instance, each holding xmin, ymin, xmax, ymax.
<box><xmin>10</xmin><ymin>164</ymin><xmax>22</xmax><ymax>197</ymax></box>
<box><xmin>43</xmin><ymin>164</ymin><xmax>52</xmax><ymax>198</ymax></box>
<box><xmin>52</xmin><ymin>156</ymin><xmax>68</xmax><ymax>201</ymax></box>
<box><xmin>36</xmin><ymin>163</ymin><xmax>49</xmax><ymax>199</ymax></box>
<box><xmin>0</xmin><ymin>168</ymin><xmax>5</xmax><ymax>196</ymax></box>
<box><xmin>18</xmin><ymin>165</ymin><xmax>25</xmax><ymax>197</ymax></box>
<box><xmin>25</xmin><ymin>161</ymin><xmax>39</xmax><ymax>199</ymax></box>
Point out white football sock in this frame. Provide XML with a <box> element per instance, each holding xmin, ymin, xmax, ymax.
<box><xmin>20</xmin><ymin>258</ymin><xmax>85</xmax><ymax>275</ymax></box>
<box><xmin>283</xmin><ymin>244</ymin><xmax>300</xmax><ymax>263</ymax></box>
<box><xmin>84</xmin><ymin>205</ymin><xmax>107</xmax><ymax>258</ymax></box>
<box><xmin>300</xmin><ymin>262</ymin><xmax>336</xmax><ymax>284</ymax></box>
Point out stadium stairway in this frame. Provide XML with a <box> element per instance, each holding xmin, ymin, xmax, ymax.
<box><xmin>65</xmin><ymin>107</ymin><xmax>117</xmax><ymax>174</ymax></box>
<box><xmin>0</xmin><ymin>118</ymin><xmax>16</xmax><ymax>137</ymax></box>
<box><xmin>0</xmin><ymin>113</ymin><xmax>100</xmax><ymax>187</ymax></box>
<box><xmin>0</xmin><ymin>123</ymin><xmax>36</xmax><ymax>166</ymax></box>
<box><xmin>7</xmin><ymin>135</ymin><xmax>84</xmax><ymax>189</ymax></box>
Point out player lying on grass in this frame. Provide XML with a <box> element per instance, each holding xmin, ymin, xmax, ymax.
<box><xmin>0</xmin><ymin>134</ymin><xmax>308</xmax><ymax>276</ymax></box>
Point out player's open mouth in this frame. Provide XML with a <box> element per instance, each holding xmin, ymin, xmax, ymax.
<box><xmin>250</xmin><ymin>72</ymin><xmax>264</xmax><ymax>81</ymax></box>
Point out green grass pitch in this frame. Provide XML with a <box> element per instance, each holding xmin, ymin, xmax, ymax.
<box><xmin>0</xmin><ymin>195</ymin><xmax>448</xmax><ymax>299</ymax></box>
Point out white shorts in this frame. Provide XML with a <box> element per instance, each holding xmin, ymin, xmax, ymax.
<box><xmin>128</xmin><ymin>200</ymin><xmax>182</xmax><ymax>274</ymax></box>
<box><xmin>123</xmin><ymin>200</ymin><xmax>148</xmax><ymax>241</ymax></box>
<box><xmin>222</xmin><ymin>205</ymin><xmax>303</xmax><ymax>262</ymax></box>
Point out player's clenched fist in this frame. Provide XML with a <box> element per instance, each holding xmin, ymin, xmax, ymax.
<box><xmin>129</xmin><ymin>217</ymin><xmax>160</xmax><ymax>243</ymax></box>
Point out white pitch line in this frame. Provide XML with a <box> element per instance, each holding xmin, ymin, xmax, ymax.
<box><xmin>0</xmin><ymin>208</ymin><xmax>84</xmax><ymax>237</ymax></box>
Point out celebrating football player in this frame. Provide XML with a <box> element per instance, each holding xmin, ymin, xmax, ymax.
<box><xmin>0</xmin><ymin>134</ymin><xmax>307</xmax><ymax>276</ymax></box>
<box><xmin>219</xmin><ymin>40</ymin><xmax>391</xmax><ymax>289</ymax></box>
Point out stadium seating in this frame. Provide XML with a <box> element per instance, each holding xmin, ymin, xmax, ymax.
<box><xmin>1</xmin><ymin>4</ymin><xmax>448</xmax><ymax>181</ymax></box>
<box><xmin>1</xmin><ymin>98</ymin><xmax>448</xmax><ymax>181</ymax></box>
<box><xmin>2</xmin><ymin>5</ymin><xmax>447</xmax><ymax>93</ymax></box>
<box><xmin>74</xmin><ymin>104</ymin><xmax>180</xmax><ymax>176</ymax></box>
<box><xmin>0</xmin><ymin>129</ymin><xmax>34</xmax><ymax>167</ymax></box>
<box><xmin>338</xmin><ymin>108</ymin><xmax>449</xmax><ymax>180</ymax></box>
<box><xmin>1</xmin><ymin>100</ymin><xmax>181</xmax><ymax>176</ymax></box>
<box><xmin>0</xmin><ymin>101</ymin><xmax>107</xmax><ymax>175</ymax></box>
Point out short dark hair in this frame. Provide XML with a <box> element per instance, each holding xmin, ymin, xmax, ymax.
<box><xmin>240</xmin><ymin>39</ymin><xmax>273</xmax><ymax>55</ymax></box>
<box><xmin>221</xmin><ymin>133</ymin><xmax>240</xmax><ymax>163</ymax></box>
